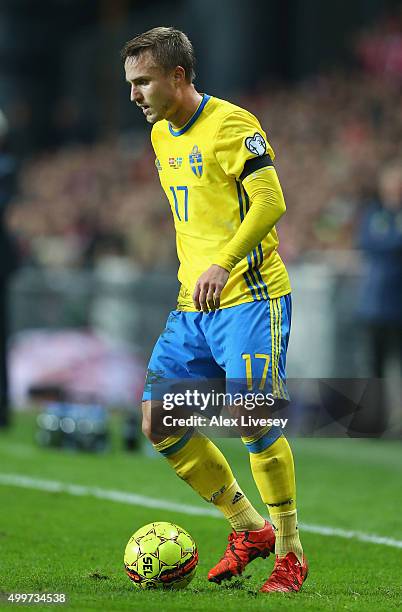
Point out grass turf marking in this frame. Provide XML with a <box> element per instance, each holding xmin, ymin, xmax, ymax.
<box><xmin>1</xmin><ymin>472</ymin><xmax>402</xmax><ymax>550</ymax></box>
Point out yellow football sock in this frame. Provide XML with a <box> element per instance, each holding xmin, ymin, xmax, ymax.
<box><xmin>270</xmin><ymin>509</ymin><xmax>303</xmax><ymax>563</ymax></box>
<box><xmin>213</xmin><ymin>479</ymin><xmax>265</xmax><ymax>532</ymax></box>
<box><xmin>153</xmin><ymin>429</ymin><xmax>235</xmax><ymax>503</ymax></box>
<box><xmin>243</xmin><ymin>431</ymin><xmax>303</xmax><ymax>562</ymax></box>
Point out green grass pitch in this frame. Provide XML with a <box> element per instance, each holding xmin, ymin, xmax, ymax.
<box><xmin>0</xmin><ymin>412</ymin><xmax>401</xmax><ymax>611</ymax></box>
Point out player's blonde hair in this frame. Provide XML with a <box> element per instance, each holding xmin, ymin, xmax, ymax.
<box><xmin>121</xmin><ymin>27</ymin><xmax>196</xmax><ymax>83</ymax></box>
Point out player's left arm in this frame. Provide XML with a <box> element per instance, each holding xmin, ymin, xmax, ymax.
<box><xmin>193</xmin><ymin>110</ymin><xmax>286</xmax><ymax>312</ymax></box>
<box><xmin>213</xmin><ymin>165</ymin><xmax>286</xmax><ymax>271</ymax></box>
<box><xmin>193</xmin><ymin>166</ymin><xmax>286</xmax><ymax>312</ymax></box>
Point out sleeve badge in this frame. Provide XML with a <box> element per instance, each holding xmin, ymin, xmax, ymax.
<box><xmin>245</xmin><ymin>132</ymin><xmax>266</xmax><ymax>156</ymax></box>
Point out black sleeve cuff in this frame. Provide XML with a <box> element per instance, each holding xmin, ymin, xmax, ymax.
<box><xmin>240</xmin><ymin>154</ymin><xmax>274</xmax><ymax>182</ymax></box>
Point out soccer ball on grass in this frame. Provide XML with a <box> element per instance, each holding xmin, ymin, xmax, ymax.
<box><xmin>124</xmin><ymin>521</ymin><xmax>198</xmax><ymax>589</ymax></box>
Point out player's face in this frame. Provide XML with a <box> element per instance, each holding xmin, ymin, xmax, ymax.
<box><xmin>125</xmin><ymin>52</ymin><xmax>178</xmax><ymax>124</ymax></box>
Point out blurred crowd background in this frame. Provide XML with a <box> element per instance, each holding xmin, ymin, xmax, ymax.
<box><xmin>0</xmin><ymin>0</ymin><xmax>401</xmax><ymax>435</ymax></box>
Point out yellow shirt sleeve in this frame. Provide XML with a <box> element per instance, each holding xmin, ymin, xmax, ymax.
<box><xmin>212</xmin><ymin>167</ymin><xmax>286</xmax><ymax>272</ymax></box>
<box><xmin>214</xmin><ymin>110</ymin><xmax>275</xmax><ymax>178</ymax></box>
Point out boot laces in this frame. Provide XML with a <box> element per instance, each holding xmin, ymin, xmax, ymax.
<box><xmin>269</xmin><ymin>555</ymin><xmax>300</xmax><ymax>589</ymax></box>
<box><xmin>221</xmin><ymin>531</ymin><xmax>244</xmax><ymax>561</ymax></box>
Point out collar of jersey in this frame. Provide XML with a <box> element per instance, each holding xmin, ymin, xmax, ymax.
<box><xmin>168</xmin><ymin>94</ymin><xmax>211</xmax><ymax>136</ymax></box>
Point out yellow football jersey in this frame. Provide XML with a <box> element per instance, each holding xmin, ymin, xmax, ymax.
<box><xmin>151</xmin><ymin>94</ymin><xmax>291</xmax><ymax>311</ymax></box>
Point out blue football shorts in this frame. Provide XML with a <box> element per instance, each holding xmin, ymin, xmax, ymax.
<box><xmin>142</xmin><ymin>294</ymin><xmax>292</xmax><ymax>403</ymax></box>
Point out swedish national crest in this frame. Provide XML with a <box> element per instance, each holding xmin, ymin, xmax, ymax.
<box><xmin>189</xmin><ymin>145</ymin><xmax>203</xmax><ymax>178</ymax></box>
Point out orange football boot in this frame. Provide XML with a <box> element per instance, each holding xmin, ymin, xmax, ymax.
<box><xmin>259</xmin><ymin>551</ymin><xmax>308</xmax><ymax>593</ymax></box>
<box><xmin>208</xmin><ymin>520</ymin><xmax>275</xmax><ymax>584</ymax></box>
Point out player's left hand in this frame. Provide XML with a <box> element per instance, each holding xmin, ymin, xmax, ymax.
<box><xmin>193</xmin><ymin>265</ymin><xmax>230</xmax><ymax>312</ymax></box>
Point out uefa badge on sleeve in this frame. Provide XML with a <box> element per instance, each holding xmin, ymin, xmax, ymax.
<box><xmin>189</xmin><ymin>145</ymin><xmax>203</xmax><ymax>178</ymax></box>
<box><xmin>245</xmin><ymin>132</ymin><xmax>266</xmax><ymax>156</ymax></box>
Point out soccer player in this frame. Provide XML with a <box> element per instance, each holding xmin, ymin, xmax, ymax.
<box><xmin>122</xmin><ymin>27</ymin><xmax>308</xmax><ymax>593</ymax></box>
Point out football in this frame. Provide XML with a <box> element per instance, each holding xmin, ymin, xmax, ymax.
<box><xmin>124</xmin><ymin>521</ymin><xmax>198</xmax><ymax>589</ymax></box>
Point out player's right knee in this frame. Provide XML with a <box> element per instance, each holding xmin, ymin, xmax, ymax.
<box><xmin>141</xmin><ymin>400</ymin><xmax>158</xmax><ymax>442</ymax></box>
<box><xmin>141</xmin><ymin>415</ymin><xmax>151</xmax><ymax>440</ymax></box>
<box><xmin>142</xmin><ymin>400</ymin><xmax>180</xmax><ymax>445</ymax></box>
